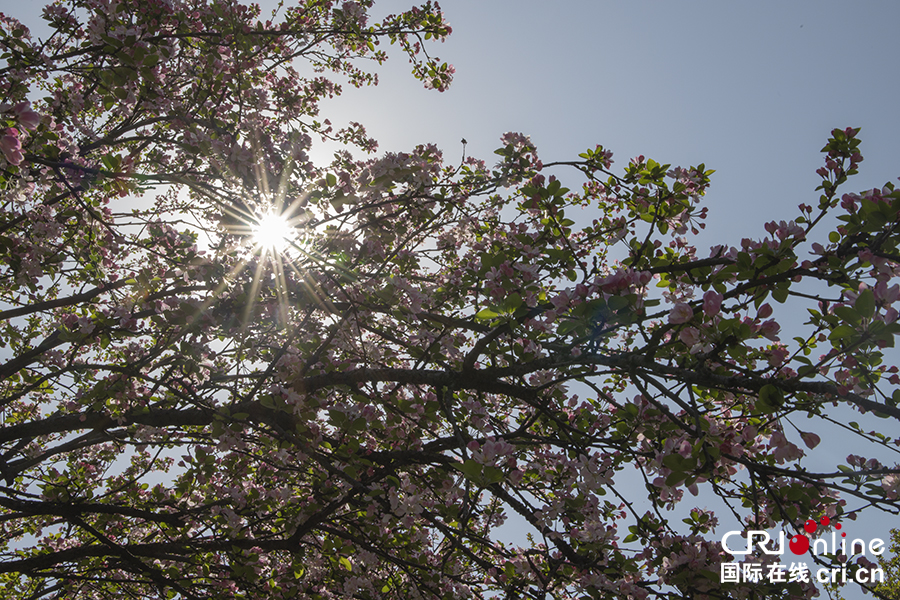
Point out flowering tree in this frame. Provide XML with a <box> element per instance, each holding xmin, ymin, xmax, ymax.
<box><xmin>831</xmin><ymin>528</ymin><xmax>900</xmax><ymax>599</ymax></box>
<box><xmin>1</xmin><ymin>1</ymin><xmax>899</xmax><ymax>599</ymax></box>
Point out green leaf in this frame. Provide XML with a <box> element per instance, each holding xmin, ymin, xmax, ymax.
<box><xmin>757</xmin><ymin>384</ymin><xmax>784</xmax><ymax>413</ymax></box>
<box><xmin>502</xmin><ymin>292</ymin><xmax>523</xmax><ymax>312</ymax></box>
<box><xmin>556</xmin><ymin>319</ymin><xmax>582</xmax><ymax>336</ymax></box>
<box><xmin>475</xmin><ymin>308</ymin><xmax>499</xmax><ymax>320</ymax></box>
<box><xmin>890</xmin><ymin>390</ymin><xmax>900</xmax><ymax>407</ymax></box>
<box><xmin>483</xmin><ymin>465</ymin><xmax>504</xmax><ymax>484</ymax></box>
<box><xmin>833</xmin><ymin>305</ymin><xmax>861</xmax><ymax>324</ymax></box>
<box><xmin>855</xmin><ymin>289</ymin><xmax>875</xmax><ymax>319</ymax></box>
<box><xmin>457</xmin><ymin>459</ymin><xmax>484</xmax><ymax>483</ymax></box>
<box><xmin>665</xmin><ymin>471</ymin><xmax>685</xmax><ymax>486</ymax></box>
<box><xmin>662</xmin><ymin>454</ymin><xmax>686</xmax><ymax>471</ymax></box>
<box><xmin>797</xmin><ymin>365</ymin><xmax>817</xmax><ymax>378</ymax></box>
<box><xmin>828</xmin><ymin>325</ymin><xmax>855</xmax><ymax>341</ymax></box>
<box><xmin>607</xmin><ymin>295</ymin><xmax>629</xmax><ymax>311</ymax></box>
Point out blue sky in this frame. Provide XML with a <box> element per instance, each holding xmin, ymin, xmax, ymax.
<box><xmin>320</xmin><ymin>0</ymin><xmax>900</xmax><ymax>245</ymax></box>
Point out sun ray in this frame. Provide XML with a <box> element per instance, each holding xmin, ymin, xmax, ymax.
<box><xmin>243</xmin><ymin>254</ymin><xmax>271</xmax><ymax>329</ymax></box>
<box><xmin>271</xmin><ymin>245</ymin><xmax>290</xmax><ymax>325</ymax></box>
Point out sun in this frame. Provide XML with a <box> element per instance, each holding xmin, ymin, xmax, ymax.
<box><xmin>252</xmin><ymin>212</ymin><xmax>294</xmax><ymax>254</ymax></box>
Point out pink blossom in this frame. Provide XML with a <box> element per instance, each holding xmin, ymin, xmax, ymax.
<box><xmin>799</xmin><ymin>431</ymin><xmax>821</xmax><ymax>449</ymax></box>
<box><xmin>759</xmin><ymin>319</ymin><xmax>780</xmax><ymax>341</ymax></box>
<box><xmin>679</xmin><ymin>327</ymin><xmax>700</xmax><ymax>347</ymax></box>
<box><xmin>597</xmin><ymin>269</ymin><xmax>630</xmax><ymax>293</ymax></box>
<box><xmin>550</xmin><ymin>291</ymin><xmax>570</xmax><ymax>310</ymax></box>
<box><xmin>12</xmin><ymin>101</ymin><xmax>41</xmax><ymax>130</ymax></box>
<box><xmin>768</xmin><ymin>431</ymin><xmax>803</xmax><ymax>463</ymax></box>
<box><xmin>882</xmin><ymin>474</ymin><xmax>900</xmax><ymax>500</ymax></box>
<box><xmin>508</xmin><ymin>469</ymin><xmax>524</xmax><ymax>486</ymax></box>
<box><xmin>0</xmin><ymin>128</ymin><xmax>23</xmax><ymax>165</ymax></box>
<box><xmin>500</xmin><ymin>132</ymin><xmax>533</xmax><ymax>152</ymax></box>
<box><xmin>875</xmin><ymin>281</ymin><xmax>900</xmax><ymax>305</ymax></box>
<box><xmin>668</xmin><ymin>303</ymin><xmax>693</xmax><ymax>324</ymax></box>
<box><xmin>702</xmin><ymin>290</ymin><xmax>723</xmax><ymax>317</ymax></box>
<box><xmin>76</xmin><ymin>316</ymin><xmax>95</xmax><ymax>335</ymax></box>
<box><xmin>766</xmin><ymin>344</ymin><xmax>789</xmax><ymax>367</ymax></box>
<box><xmin>757</xmin><ymin>303</ymin><xmax>773</xmax><ymax>319</ymax></box>
<box><xmin>840</xmin><ymin>193</ymin><xmax>858</xmax><ymax>211</ymax></box>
